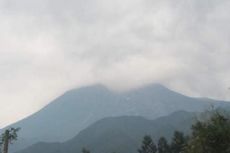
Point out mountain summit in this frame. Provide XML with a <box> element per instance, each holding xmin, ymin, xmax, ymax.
<box><xmin>7</xmin><ymin>84</ymin><xmax>229</xmax><ymax>152</ymax></box>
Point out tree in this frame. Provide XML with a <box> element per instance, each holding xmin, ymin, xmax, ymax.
<box><xmin>138</xmin><ymin>135</ymin><xmax>157</xmax><ymax>153</ymax></box>
<box><xmin>82</xmin><ymin>147</ymin><xmax>91</xmax><ymax>153</ymax></box>
<box><xmin>158</xmin><ymin>137</ymin><xmax>170</xmax><ymax>153</ymax></box>
<box><xmin>171</xmin><ymin>131</ymin><xmax>187</xmax><ymax>153</ymax></box>
<box><xmin>0</xmin><ymin>128</ymin><xmax>20</xmax><ymax>153</ymax></box>
<box><xmin>186</xmin><ymin>111</ymin><xmax>230</xmax><ymax>153</ymax></box>
<box><xmin>0</xmin><ymin>138</ymin><xmax>2</xmax><ymax>153</ymax></box>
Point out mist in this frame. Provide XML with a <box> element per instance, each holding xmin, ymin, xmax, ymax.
<box><xmin>0</xmin><ymin>0</ymin><xmax>230</xmax><ymax>127</ymax></box>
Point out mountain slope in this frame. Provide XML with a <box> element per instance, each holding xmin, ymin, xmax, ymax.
<box><xmin>6</xmin><ymin>84</ymin><xmax>229</xmax><ymax>152</ymax></box>
<box><xmin>16</xmin><ymin>111</ymin><xmax>196</xmax><ymax>153</ymax></box>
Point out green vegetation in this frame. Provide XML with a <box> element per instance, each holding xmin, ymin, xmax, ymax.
<box><xmin>0</xmin><ymin>128</ymin><xmax>20</xmax><ymax>153</ymax></box>
<box><xmin>157</xmin><ymin>137</ymin><xmax>170</xmax><ymax>153</ymax></box>
<box><xmin>185</xmin><ymin>111</ymin><xmax>230</xmax><ymax>153</ymax></box>
<box><xmin>82</xmin><ymin>148</ymin><xmax>91</xmax><ymax>153</ymax></box>
<box><xmin>138</xmin><ymin>131</ymin><xmax>187</xmax><ymax>153</ymax></box>
<box><xmin>171</xmin><ymin>131</ymin><xmax>188</xmax><ymax>153</ymax></box>
<box><xmin>138</xmin><ymin>135</ymin><xmax>157</xmax><ymax>153</ymax></box>
<box><xmin>137</xmin><ymin>110</ymin><xmax>230</xmax><ymax>153</ymax></box>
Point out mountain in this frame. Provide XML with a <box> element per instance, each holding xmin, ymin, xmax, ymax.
<box><xmin>6</xmin><ymin>84</ymin><xmax>229</xmax><ymax>152</ymax></box>
<box><xmin>16</xmin><ymin>111</ymin><xmax>196</xmax><ymax>153</ymax></box>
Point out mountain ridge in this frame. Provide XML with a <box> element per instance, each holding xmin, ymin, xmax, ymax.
<box><xmin>4</xmin><ymin>83</ymin><xmax>230</xmax><ymax>152</ymax></box>
<box><xmin>16</xmin><ymin>111</ymin><xmax>196</xmax><ymax>153</ymax></box>
<box><xmin>4</xmin><ymin>83</ymin><xmax>227</xmax><ymax>129</ymax></box>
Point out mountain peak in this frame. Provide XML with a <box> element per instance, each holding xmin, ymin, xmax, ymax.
<box><xmin>8</xmin><ymin>83</ymin><xmax>230</xmax><ymax>152</ymax></box>
<box><xmin>125</xmin><ymin>83</ymin><xmax>172</xmax><ymax>95</ymax></box>
<box><xmin>65</xmin><ymin>84</ymin><xmax>111</xmax><ymax>95</ymax></box>
<box><xmin>143</xmin><ymin>83</ymin><xmax>169</xmax><ymax>90</ymax></box>
<box><xmin>65</xmin><ymin>83</ymin><xmax>169</xmax><ymax>96</ymax></box>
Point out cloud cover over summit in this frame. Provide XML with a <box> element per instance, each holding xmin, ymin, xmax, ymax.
<box><xmin>0</xmin><ymin>0</ymin><xmax>230</xmax><ymax>127</ymax></box>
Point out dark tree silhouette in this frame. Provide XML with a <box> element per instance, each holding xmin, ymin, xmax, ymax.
<box><xmin>138</xmin><ymin>135</ymin><xmax>157</xmax><ymax>153</ymax></box>
<box><xmin>82</xmin><ymin>147</ymin><xmax>91</xmax><ymax>153</ymax></box>
<box><xmin>171</xmin><ymin>131</ymin><xmax>187</xmax><ymax>153</ymax></box>
<box><xmin>158</xmin><ymin>137</ymin><xmax>170</xmax><ymax>153</ymax></box>
<box><xmin>0</xmin><ymin>128</ymin><xmax>20</xmax><ymax>153</ymax></box>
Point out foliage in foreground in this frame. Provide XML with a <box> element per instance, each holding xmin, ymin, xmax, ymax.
<box><xmin>186</xmin><ymin>111</ymin><xmax>230</xmax><ymax>153</ymax></box>
<box><xmin>138</xmin><ymin>111</ymin><xmax>230</xmax><ymax>153</ymax></box>
<box><xmin>0</xmin><ymin>127</ymin><xmax>20</xmax><ymax>153</ymax></box>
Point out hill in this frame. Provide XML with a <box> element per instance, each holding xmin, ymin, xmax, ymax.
<box><xmin>16</xmin><ymin>111</ymin><xmax>196</xmax><ymax>153</ymax></box>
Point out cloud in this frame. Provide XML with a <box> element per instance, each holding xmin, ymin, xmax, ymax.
<box><xmin>0</xmin><ymin>0</ymin><xmax>230</xmax><ymax>127</ymax></box>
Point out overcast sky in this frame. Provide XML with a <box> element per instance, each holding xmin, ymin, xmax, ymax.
<box><xmin>0</xmin><ymin>0</ymin><xmax>230</xmax><ymax>127</ymax></box>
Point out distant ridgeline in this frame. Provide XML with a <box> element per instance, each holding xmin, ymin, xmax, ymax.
<box><xmin>15</xmin><ymin>111</ymin><xmax>195</xmax><ymax>153</ymax></box>
<box><xmin>15</xmin><ymin>109</ymin><xmax>230</xmax><ymax>153</ymax></box>
<box><xmin>4</xmin><ymin>84</ymin><xmax>230</xmax><ymax>153</ymax></box>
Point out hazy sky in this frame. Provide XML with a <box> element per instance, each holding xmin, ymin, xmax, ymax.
<box><xmin>0</xmin><ymin>0</ymin><xmax>230</xmax><ymax>127</ymax></box>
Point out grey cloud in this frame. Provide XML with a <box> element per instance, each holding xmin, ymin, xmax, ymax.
<box><xmin>0</xmin><ymin>0</ymin><xmax>230</xmax><ymax>127</ymax></box>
